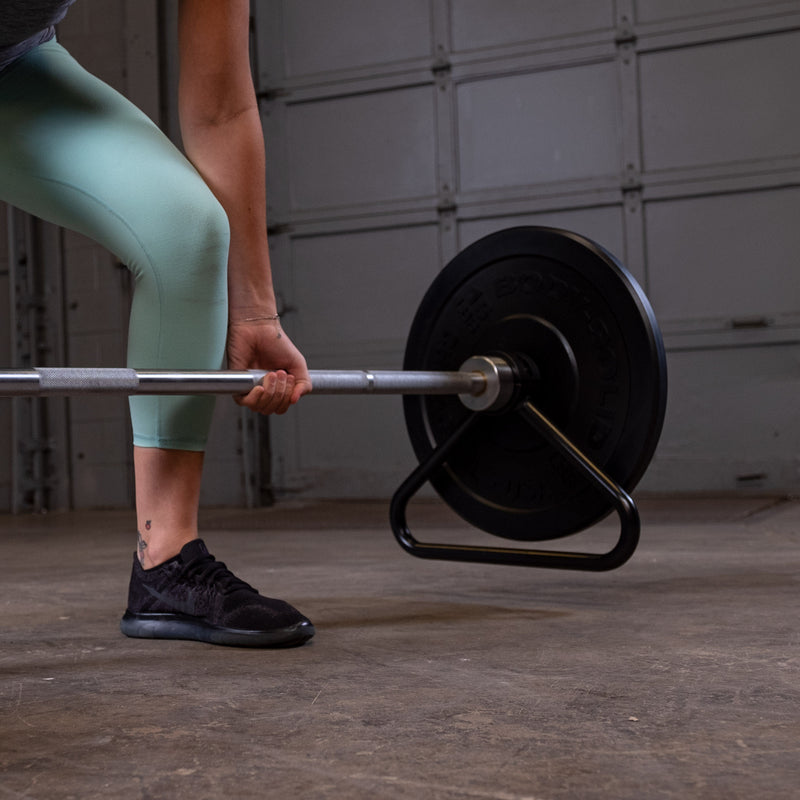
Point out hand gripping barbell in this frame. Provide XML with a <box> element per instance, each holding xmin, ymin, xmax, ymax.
<box><xmin>0</xmin><ymin>227</ymin><xmax>668</xmax><ymax>571</ymax></box>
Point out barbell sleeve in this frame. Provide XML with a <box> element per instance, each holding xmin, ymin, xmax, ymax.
<box><xmin>307</xmin><ymin>369</ymin><xmax>486</xmax><ymax>396</ymax></box>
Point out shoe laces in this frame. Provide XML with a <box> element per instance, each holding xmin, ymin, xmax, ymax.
<box><xmin>179</xmin><ymin>552</ymin><xmax>256</xmax><ymax>596</ymax></box>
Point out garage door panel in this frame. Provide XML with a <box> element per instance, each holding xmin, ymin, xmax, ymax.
<box><xmin>290</xmin><ymin>225</ymin><xmax>440</xmax><ymax>357</ymax></box>
<box><xmin>270</xmin><ymin>351</ymin><xmax>425</xmax><ymax>499</ymax></box>
<box><xmin>458</xmin><ymin>206</ymin><xmax>626</xmax><ymax>266</ymax></box>
<box><xmin>645</xmin><ymin>187</ymin><xmax>800</xmax><ymax>324</ymax></box>
<box><xmin>640</xmin><ymin>30</ymin><xmax>800</xmax><ymax>172</ymax></box>
<box><xmin>635</xmin><ymin>0</ymin><xmax>789</xmax><ymax>24</ymax></box>
<box><xmin>70</xmin><ymin>419</ymin><xmax>131</xmax><ymax>507</ymax></box>
<box><xmin>644</xmin><ymin>345</ymin><xmax>800</xmax><ymax>491</ymax></box>
<box><xmin>282</xmin><ymin>394</ymin><xmax>414</xmax><ymax>497</ymax></box>
<box><xmin>456</xmin><ymin>62</ymin><xmax>622</xmax><ymax>193</ymax></box>
<box><xmin>450</xmin><ymin>0</ymin><xmax>614</xmax><ymax>53</ymax></box>
<box><xmin>280</xmin><ymin>0</ymin><xmax>433</xmax><ymax>77</ymax></box>
<box><xmin>287</xmin><ymin>87</ymin><xmax>438</xmax><ymax>212</ymax></box>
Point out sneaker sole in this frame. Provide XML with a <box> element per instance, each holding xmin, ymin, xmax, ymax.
<box><xmin>120</xmin><ymin>611</ymin><xmax>315</xmax><ymax>648</ymax></box>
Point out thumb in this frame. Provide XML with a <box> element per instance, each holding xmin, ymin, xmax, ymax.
<box><xmin>291</xmin><ymin>378</ymin><xmax>312</xmax><ymax>404</ymax></box>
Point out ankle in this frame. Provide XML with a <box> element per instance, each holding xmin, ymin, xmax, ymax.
<box><xmin>136</xmin><ymin>528</ymin><xmax>196</xmax><ymax>569</ymax></box>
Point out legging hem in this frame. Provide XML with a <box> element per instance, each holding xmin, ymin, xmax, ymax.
<box><xmin>132</xmin><ymin>437</ymin><xmax>208</xmax><ymax>453</ymax></box>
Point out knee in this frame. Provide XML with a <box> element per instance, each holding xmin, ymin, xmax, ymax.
<box><xmin>126</xmin><ymin>184</ymin><xmax>232</xmax><ymax>370</ymax></box>
<box><xmin>172</xmin><ymin>189</ymin><xmax>231</xmax><ymax>286</ymax></box>
<box><xmin>128</xmin><ymin>180</ymin><xmax>231</xmax><ymax>296</ymax></box>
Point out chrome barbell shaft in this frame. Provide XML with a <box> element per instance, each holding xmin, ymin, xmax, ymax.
<box><xmin>0</xmin><ymin>366</ymin><xmax>488</xmax><ymax>398</ymax></box>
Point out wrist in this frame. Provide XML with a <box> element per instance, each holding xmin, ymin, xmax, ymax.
<box><xmin>228</xmin><ymin>312</ymin><xmax>280</xmax><ymax>327</ymax></box>
<box><xmin>227</xmin><ymin>269</ymin><xmax>277</xmax><ymax>316</ymax></box>
<box><xmin>228</xmin><ymin>294</ymin><xmax>279</xmax><ymax>321</ymax></box>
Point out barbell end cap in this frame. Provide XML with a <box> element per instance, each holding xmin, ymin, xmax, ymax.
<box><xmin>458</xmin><ymin>355</ymin><xmax>515</xmax><ymax>412</ymax></box>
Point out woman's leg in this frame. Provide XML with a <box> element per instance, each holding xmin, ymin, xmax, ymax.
<box><xmin>0</xmin><ymin>40</ymin><xmax>227</xmax><ymax>565</ymax></box>
<box><xmin>0</xmin><ymin>40</ymin><xmax>313</xmax><ymax>646</ymax></box>
<box><xmin>133</xmin><ymin>449</ymin><xmax>204</xmax><ymax>567</ymax></box>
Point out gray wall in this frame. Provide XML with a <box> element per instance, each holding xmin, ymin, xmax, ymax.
<box><xmin>257</xmin><ymin>0</ymin><xmax>800</xmax><ymax>498</ymax></box>
<box><xmin>1</xmin><ymin>0</ymin><xmax>799</xmax><ymax>511</ymax></box>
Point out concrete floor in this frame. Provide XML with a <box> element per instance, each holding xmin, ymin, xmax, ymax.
<box><xmin>1</xmin><ymin>495</ymin><xmax>798</xmax><ymax>799</ymax></box>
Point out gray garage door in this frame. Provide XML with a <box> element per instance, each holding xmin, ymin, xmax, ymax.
<box><xmin>254</xmin><ymin>0</ymin><xmax>800</xmax><ymax>498</ymax></box>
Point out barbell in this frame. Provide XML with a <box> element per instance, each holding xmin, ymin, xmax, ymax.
<box><xmin>0</xmin><ymin>360</ymin><xmax>499</xmax><ymax>407</ymax></box>
<box><xmin>1</xmin><ymin>227</ymin><xmax>668</xmax><ymax>571</ymax></box>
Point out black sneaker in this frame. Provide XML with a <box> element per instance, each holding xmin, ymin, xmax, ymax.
<box><xmin>120</xmin><ymin>539</ymin><xmax>315</xmax><ymax>647</ymax></box>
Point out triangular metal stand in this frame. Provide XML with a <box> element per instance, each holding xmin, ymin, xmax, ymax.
<box><xmin>389</xmin><ymin>401</ymin><xmax>640</xmax><ymax>571</ymax></box>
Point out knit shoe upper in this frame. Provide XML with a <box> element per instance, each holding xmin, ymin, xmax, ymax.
<box><xmin>120</xmin><ymin>538</ymin><xmax>314</xmax><ymax>647</ymax></box>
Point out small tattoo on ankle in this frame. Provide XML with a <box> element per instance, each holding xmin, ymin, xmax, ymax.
<box><xmin>137</xmin><ymin>532</ymin><xmax>148</xmax><ymax>565</ymax></box>
<box><xmin>145</xmin><ymin>520</ymin><xmax>151</xmax><ymax>530</ymax></box>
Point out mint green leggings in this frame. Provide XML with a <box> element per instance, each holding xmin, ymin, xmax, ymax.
<box><xmin>0</xmin><ymin>39</ymin><xmax>229</xmax><ymax>451</ymax></box>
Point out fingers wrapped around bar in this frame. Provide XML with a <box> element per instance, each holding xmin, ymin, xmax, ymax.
<box><xmin>234</xmin><ymin>370</ymin><xmax>296</xmax><ymax>415</ymax></box>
